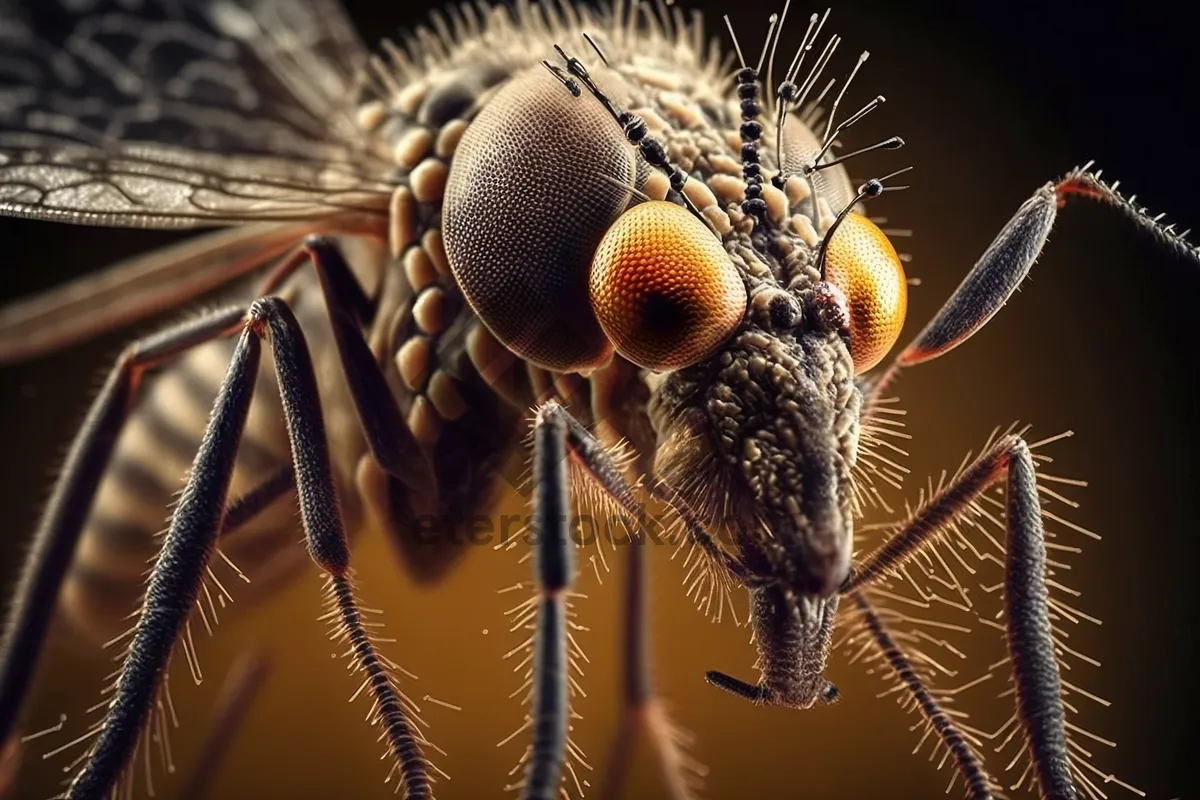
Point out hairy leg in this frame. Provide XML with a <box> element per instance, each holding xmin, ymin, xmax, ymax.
<box><xmin>845</xmin><ymin>435</ymin><xmax>1075</xmax><ymax>800</ymax></box>
<box><xmin>0</xmin><ymin>306</ymin><xmax>247</xmax><ymax>746</ymax></box>
<box><xmin>864</xmin><ymin>165</ymin><xmax>1200</xmax><ymax>414</ymax></box>
<box><xmin>523</xmin><ymin>401</ymin><xmax>699</xmax><ymax>800</ymax></box>
<box><xmin>69</xmin><ymin>297</ymin><xmax>430</xmax><ymax>799</ymax></box>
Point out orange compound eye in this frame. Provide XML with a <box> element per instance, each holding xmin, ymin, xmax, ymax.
<box><xmin>590</xmin><ymin>201</ymin><xmax>746</xmax><ymax>372</ymax></box>
<box><xmin>823</xmin><ymin>212</ymin><xmax>908</xmax><ymax>374</ymax></box>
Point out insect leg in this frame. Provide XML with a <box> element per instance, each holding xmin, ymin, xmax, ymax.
<box><xmin>69</xmin><ymin>298</ymin><xmax>430</xmax><ymax>799</ymax></box>
<box><xmin>523</xmin><ymin>401</ymin><xmax>575</xmax><ymax>800</ymax></box>
<box><xmin>241</xmin><ymin>298</ymin><xmax>432</xmax><ymax>799</ymax></box>
<box><xmin>897</xmin><ymin>184</ymin><xmax>1058</xmax><ymax>368</ymax></box>
<box><xmin>218</xmin><ymin>464</ymin><xmax>295</xmax><ymax>539</ymax></box>
<box><xmin>646</xmin><ymin>479</ymin><xmax>759</xmax><ymax>586</ymax></box>
<box><xmin>261</xmin><ymin>236</ymin><xmax>436</xmax><ymax>506</ymax></box>
<box><xmin>66</xmin><ymin>305</ymin><xmax>262</xmax><ymax>799</ymax></box>
<box><xmin>0</xmin><ymin>306</ymin><xmax>247</xmax><ymax>747</ymax></box>
<box><xmin>0</xmin><ymin>222</ymin><xmax>330</xmax><ymax>366</ymax></box>
<box><xmin>528</xmin><ymin>403</ymin><xmax>698</xmax><ymax>800</ymax></box>
<box><xmin>864</xmin><ymin>166</ymin><xmax>1200</xmax><ymax>406</ymax></box>
<box><xmin>846</xmin><ymin>590</ymin><xmax>997</xmax><ymax>799</ymax></box>
<box><xmin>843</xmin><ymin>435</ymin><xmax>1075</xmax><ymax>800</ymax></box>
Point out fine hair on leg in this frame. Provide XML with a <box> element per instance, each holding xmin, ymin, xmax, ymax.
<box><xmin>0</xmin><ymin>306</ymin><xmax>246</xmax><ymax>749</ymax></box>
<box><xmin>519</xmin><ymin>402</ymin><xmax>700</xmax><ymax>800</ymax></box>
<box><xmin>50</xmin><ymin>253</ymin><xmax>438</xmax><ymax>798</ymax></box>
<box><xmin>521</xmin><ymin>401</ymin><xmax>576</xmax><ymax>800</ymax></box>
<box><xmin>845</xmin><ymin>435</ymin><xmax>1075</xmax><ymax>799</ymax></box>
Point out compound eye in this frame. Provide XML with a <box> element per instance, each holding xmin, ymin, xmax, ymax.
<box><xmin>443</xmin><ymin>69</ymin><xmax>638</xmax><ymax>373</ymax></box>
<box><xmin>590</xmin><ymin>201</ymin><xmax>746</xmax><ymax>372</ymax></box>
<box><xmin>823</xmin><ymin>212</ymin><xmax>908</xmax><ymax>374</ymax></box>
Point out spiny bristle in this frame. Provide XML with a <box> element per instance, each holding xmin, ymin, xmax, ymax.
<box><xmin>499</xmin><ymin>592</ymin><xmax>590</xmax><ymax>798</ymax></box>
<box><xmin>367</xmin><ymin>0</ymin><xmax>721</xmax><ymax>114</ymax></box>
<box><xmin>42</xmin><ymin>660</ymin><xmax>180</xmax><ymax>800</ymax></box>
<box><xmin>648</xmin><ymin>440</ymin><xmax>754</xmax><ymax>628</ymax></box>
<box><xmin>321</xmin><ymin>573</ymin><xmax>436</xmax><ymax>798</ymax></box>
<box><xmin>43</xmin><ymin>533</ymin><xmax>256</xmax><ymax>800</ymax></box>
<box><xmin>666</xmin><ymin>513</ymin><xmax>743</xmax><ymax>626</ymax></box>
<box><xmin>854</xmin><ymin>396</ymin><xmax>910</xmax><ymax>517</ymax></box>
<box><xmin>839</xmin><ymin>592</ymin><xmax>1001</xmax><ymax>799</ymax></box>
<box><xmin>567</xmin><ymin>435</ymin><xmax>642</xmax><ymax>585</ymax></box>
<box><xmin>1057</xmin><ymin>162</ymin><xmax>1200</xmax><ymax>266</ymax></box>
<box><xmin>499</xmin><ymin>403</ymin><xmax>593</xmax><ymax>797</ymax></box>
<box><xmin>848</xmin><ymin>426</ymin><xmax>1139</xmax><ymax>798</ymax></box>
<box><xmin>507</xmin><ymin>418</ymin><xmax>642</xmax><ymax>585</ymax></box>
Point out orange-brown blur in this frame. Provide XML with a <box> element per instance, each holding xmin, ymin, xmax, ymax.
<box><xmin>589</xmin><ymin>201</ymin><xmax>746</xmax><ymax>371</ymax></box>
<box><xmin>824</xmin><ymin>212</ymin><xmax>908</xmax><ymax>373</ymax></box>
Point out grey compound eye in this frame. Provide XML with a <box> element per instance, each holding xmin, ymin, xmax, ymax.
<box><xmin>443</xmin><ymin>67</ymin><xmax>641</xmax><ymax>373</ymax></box>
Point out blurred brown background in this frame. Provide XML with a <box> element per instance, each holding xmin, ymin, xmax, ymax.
<box><xmin>1</xmin><ymin>0</ymin><xmax>1198</xmax><ymax>798</ymax></box>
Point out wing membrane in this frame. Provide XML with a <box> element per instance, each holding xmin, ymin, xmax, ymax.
<box><xmin>0</xmin><ymin>0</ymin><xmax>399</xmax><ymax>356</ymax></box>
<box><xmin>206</xmin><ymin>0</ymin><xmax>371</xmax><ymax>145</ymax></box>
<box><xmin>0</xmin><ymin>134</ymin><xmax>392</xmax><ymax>227</ymax></box>
<box><xmin>0</xmin><ymin>0</ymin><xmax>396</xmax><ymax>228</ymax></box>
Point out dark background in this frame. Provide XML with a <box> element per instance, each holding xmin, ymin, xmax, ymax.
<box><xmin>1</xmin><ymin>0</ymin><xmax>1198</xmax><ymax>798</ymax></box>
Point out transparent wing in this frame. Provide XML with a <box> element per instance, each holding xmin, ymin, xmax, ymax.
<box><xmin>0</xmin><ymin>0</ymin><xmax>396</xmax><ymax>228</ymax></box>
<box><xmin>0</xmin><ymin>138</ymin><xmax>393</xmax><ymax>226</ymax></box>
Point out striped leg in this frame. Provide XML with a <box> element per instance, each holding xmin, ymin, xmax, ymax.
<box><xmin>844</xmin><ymin>435</ymin><xmax>1075</xmax><ymax>800</ymax></box>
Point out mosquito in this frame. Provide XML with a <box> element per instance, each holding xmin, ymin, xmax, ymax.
<box><xmin>0</xmin><ymin>1</ymin><xmax>1192</xmax><ymax>798</ymax></box>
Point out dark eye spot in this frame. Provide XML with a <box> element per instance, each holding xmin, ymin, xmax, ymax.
<box><xmin>641</xmin><ymin>291</ymin><xmax>689</xmax><ymax>336</ymax></box>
